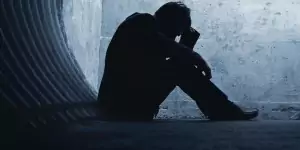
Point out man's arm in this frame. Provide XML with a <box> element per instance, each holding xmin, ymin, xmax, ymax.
<box><xmin>179</xmin><ymin>27</ymin><xmax>212</xmax><ymax>79</ymax></box>
<box><xmin>134</xmin><ymin>13</ymin><xmax>211</xmax><ymax>78</ymax></box>
<box><xmin>151</xmin><ymin>32</ymin><xmax>212</xmax><ymax>79</ymax></box>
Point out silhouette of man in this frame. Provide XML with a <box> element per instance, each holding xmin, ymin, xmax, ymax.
<box><xmin>97</xmin><ymin>2</ymin><xmax>258</xmax><ymax>121</ymax></box>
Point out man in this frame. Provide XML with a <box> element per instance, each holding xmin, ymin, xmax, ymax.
<box><xmin>98</xmin><ymin>2</ymin><xmax>258</xmax><ymax>121</ymax></box>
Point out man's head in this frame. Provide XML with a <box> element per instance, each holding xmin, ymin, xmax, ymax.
<box><xmin>154</xmin><ymin>1</ymin><xmax>191</xmax><ymax>38</ymax></box>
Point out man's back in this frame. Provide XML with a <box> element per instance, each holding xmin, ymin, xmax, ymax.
<box><xmin>97</xmin><ymin>13</ymin><xmax>165</xmax><ymax>120</ymax></box>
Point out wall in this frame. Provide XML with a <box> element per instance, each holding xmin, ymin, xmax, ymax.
<box><xmin>1</xmin><ymin>0</ymin><xmax>98</xmax><ymax>129</ymax></box>
<box><xmin>63</xmin><ymin>0</ymin><xmax>103</xmax><ymax>90</ymax></box>
<box><xmin>63</xmin><ymin>0</ymin><xmax>300</xmax><ymax>119</ymax></box>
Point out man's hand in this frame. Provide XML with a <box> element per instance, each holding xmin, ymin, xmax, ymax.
<box><xmin>179</xmin><ymin>27</ymin><xmax>200</xmax><ymax>49</ymax></box>
<box><xmin>192</xmin><ymin>52</ymin><xmax>212</xmax><ymax>79</ymax></box>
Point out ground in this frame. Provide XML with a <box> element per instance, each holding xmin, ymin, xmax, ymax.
<box><xmin>52</xmin><ymin>120</ymin><xmax>300</xmax><ymax>150</ymax></box>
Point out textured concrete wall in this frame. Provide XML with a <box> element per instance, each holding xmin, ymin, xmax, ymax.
<box><xmin>63</xmin><ymin>0</ymin><xmax>300</xmax><ymax>119</ymax></box>
<box><xmin>63</xmin><ymin>0</ymin><xmax>103</xmax><ymax>90</ymax></box>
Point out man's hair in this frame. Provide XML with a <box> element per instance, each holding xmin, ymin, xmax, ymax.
<box><xmin>154</xmin><ymin>1</ymin><xmax>191</xmax><ymax>29</ymax></box>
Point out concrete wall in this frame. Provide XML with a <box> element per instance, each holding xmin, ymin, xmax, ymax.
<box><xmin>63</xmin><ymin>0</ymin><xmax>300</xmax><ymax>119</ymax></box>
<box><xmin>63</xmin><ymin>0</ymin><xmax>103</xmax><ymax>90</ymax></box>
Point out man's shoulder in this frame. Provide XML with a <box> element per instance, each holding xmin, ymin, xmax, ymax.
<box><xmin>125</xmin><ymin>12</ymin><xmax>155</xmax><ymax>24</ymax></box>
<box><xmin>127</xmin><ymin>12</ymin><xmax>154</xmax><ymax>19</ymax></box>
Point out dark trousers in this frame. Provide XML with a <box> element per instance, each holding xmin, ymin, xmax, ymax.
<box><xmin>151</xmin><ymin>58</ymin><xmax>243</xmax><ymax>120</ymax></box>
<box><xmin>98</xmin><ymin>58</ymin><xmax>244</xmax><ymax>121</ymax></box>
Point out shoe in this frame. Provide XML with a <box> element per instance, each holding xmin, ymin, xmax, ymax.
<box><xmin>241</xmin><ymin>108</ymin><xmax>259</xmax><ymax>120</ymax></box>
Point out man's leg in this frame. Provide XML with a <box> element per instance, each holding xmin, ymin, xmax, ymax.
<box><xmin>166</xmin><ymin>59</ymin><xmax>257</xmax><ymax>120</ymax></box>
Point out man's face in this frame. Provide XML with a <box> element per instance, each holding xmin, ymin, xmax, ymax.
<box><xmin>160</xmin><ymin>18</ymin><xmax>190</xmax><ymax>39</ymax></box>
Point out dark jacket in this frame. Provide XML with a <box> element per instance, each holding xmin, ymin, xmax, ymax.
<box><xmin>97</xmin><ymin>12</ymin><xmax>197</xmax><ymax>119</ymax></box>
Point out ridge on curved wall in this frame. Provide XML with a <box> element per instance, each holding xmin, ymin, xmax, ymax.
<box><xmin>0</xmin><ymin>0</ymin><xmax>97</xmax><ymax>130</ymax></box>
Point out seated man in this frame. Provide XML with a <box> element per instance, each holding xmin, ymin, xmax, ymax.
<box><xmin>97</xmin><ymin>2</ymin><xmax>258</xmax><ymax>121</ymax></box>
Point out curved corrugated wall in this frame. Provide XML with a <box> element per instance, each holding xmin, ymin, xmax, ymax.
<box><xmin>0</xmin><ymin>0</ymin><xmax>98</xmax><ymax>130</ymax></box>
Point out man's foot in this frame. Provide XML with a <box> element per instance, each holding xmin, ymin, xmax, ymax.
<box><xmin>242</xmin><ymin>108</ymin><xmax>259</xmax><ymax>120</ymax></box>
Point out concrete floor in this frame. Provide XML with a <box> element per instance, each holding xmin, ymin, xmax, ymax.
<box><xmin>57</xmin><ymin>120</ymin><xmax>300</xmax><ymax>150</ymax></box>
